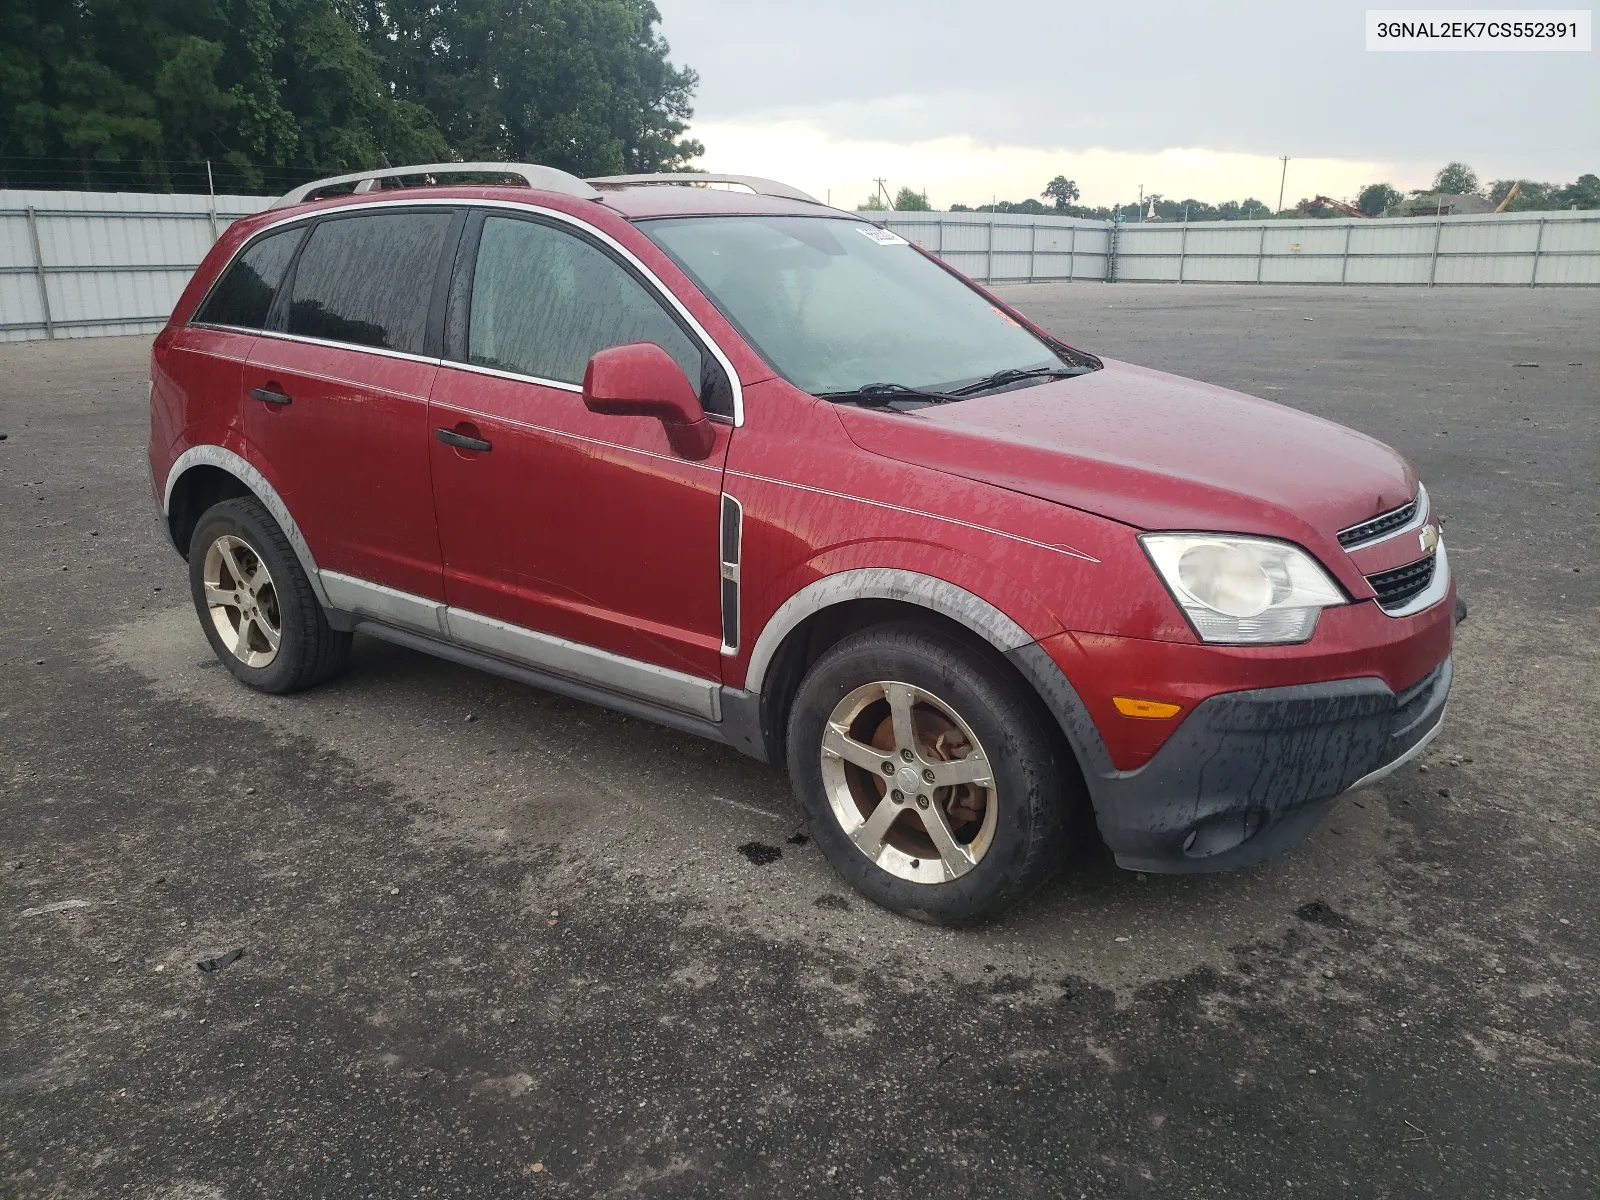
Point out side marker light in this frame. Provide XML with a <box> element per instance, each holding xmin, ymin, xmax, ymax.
<box><xmin>1113</xmin><ymin>696</ymin><xmax>1183</xmax><ymax>719</ymax></box>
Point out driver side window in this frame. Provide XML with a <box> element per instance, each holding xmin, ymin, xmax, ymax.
<box><xmin>461</xmin><ymin>215</ymin><xmax>728</xmax><ymax>415</ymax></box>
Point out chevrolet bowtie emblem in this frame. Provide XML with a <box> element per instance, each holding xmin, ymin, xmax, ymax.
<box><xmin>1419</xmin><ymin>524</ymin><xmax>1439</xmax><ymax>554</ymax></box>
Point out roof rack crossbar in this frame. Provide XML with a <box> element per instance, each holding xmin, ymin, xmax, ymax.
<box><xmin>271</xmin><ymin>162</ymin><xmax>600</xmax><ymax>209</ymax></box>
<box><xmin>586</xmin><ymin>173</ymin><xmax>820</xmax><ymax>205</ymax></box>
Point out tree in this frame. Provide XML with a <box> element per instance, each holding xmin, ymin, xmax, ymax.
<box><xmin>893</xmin><ymin>185</ymin><xmax>930</xmax><ymax>211</ymax></box>
<box><xmin>0</xmin><ymin>0</ymin><xmax>702</xmax><ymax>191</ymax></box>
<box><xmin>1489</xmin><ymin>174</ymin><xmax>1600</xmax><ymax>211</ymax></box>
<box><xmin>1041</xmin><ymin>175</ymin><xmax>1079</xmax><ymax>210</ymax></box>
<box><xmin>1559</xmin><ymin>173</ymin><xmax>1600</xmax><ymax>208</ymax></box>
<box><xmin>858</xmin><ymin>193</ymin><xmax>887</xmax><ymax>211</ymax></box>
<box><xmin>1432</xmin><ymin>161</ymin><xmax>1480</xmax><ymax>195</ymax></box>
<box><xmin>977</xmin><ymin>197</ymin><xmax>1046</xmax><ymax>214</ymax></box>
<box><xmin>348</xmin><ymin>0</ymin><xmax>702</xmax><ymax>175</ymax></box>
<box><xmin>1356</xmin><ymin>182</ymin><xmax>1402</xmax><ymax>216</ymax></box>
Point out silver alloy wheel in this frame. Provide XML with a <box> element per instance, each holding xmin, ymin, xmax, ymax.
<box><xmin>202</xmin><ymin>533</ymin><xmax>282</xmax><ymax>669</ymax></box>
<box><xmin>819</xmin><ymin>679</ymin><xmax>998</xmax><ymax>884</ymax></box>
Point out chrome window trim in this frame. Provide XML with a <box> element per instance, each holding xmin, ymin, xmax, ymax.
<box><xmin>1377</xmin><ymin>539</ymin><xmax>1451</xmax><ymax>618</ymax></box>
<box><xmin>185</xmin><ymin>219</ymin><xmax>314</xmax><ymax>337</ymax></box>
<box><xmin>189</xmin><ymin>196</ymin><xmax>746</xmax><ymax>426</ymax></box>
<box><xmin>434</xmin><ymin>357</ymin><xmax>735</xmax><ymax>425</ymax></box>
<box><xmin>439</xmin><ymin>358</ymin><xmax>582</xmax><ymax>394</ymax></box>
<box><xmin>246</xmin><ymin>327</ymin><xmax>444</xmax><ymax>371</ymax></box>
<box><xmin>1340</xmin><ymin>484</ymin><xmax>1430</xmax><ymax>552</ymax></box>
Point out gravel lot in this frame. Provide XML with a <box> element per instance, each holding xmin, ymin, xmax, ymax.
<box><xmin>2</xmin><ymin>282</ymin><xmax>1596</xmax><ymax>1198</ymax></box>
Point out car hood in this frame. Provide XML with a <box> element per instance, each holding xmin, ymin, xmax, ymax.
<box><xmin>835</xmin><ymin>358</ymin><xmax>1416</xmax><ymax>553</ymax></box>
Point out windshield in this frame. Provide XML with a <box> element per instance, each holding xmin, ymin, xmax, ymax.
<box><xmin>640</xmin><ymin>215</ymin><xmax>1069</xmax><ymax>396</ymax></box>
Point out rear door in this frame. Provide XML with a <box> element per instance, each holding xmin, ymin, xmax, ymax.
<box><xmin>243</xmin><ymin>207</ymin><xmax>461</xmax><ymax>601</ymax></box>
<box><xmin>427</xmin><ymin>209</ymin><xmax>734</xmax><ymax>682</ymax></box>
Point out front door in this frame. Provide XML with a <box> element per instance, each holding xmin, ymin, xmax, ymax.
<box><xmin>243</xmin><ymin>207</ymin><xmax>460</xmax><ymax>600</ymax></box>
<box><xmin>428</xmin><ymin>211</ymin><xmax>733</xmax><ymax>682</ymax></box>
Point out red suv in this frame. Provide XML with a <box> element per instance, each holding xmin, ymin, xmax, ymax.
<box><xmin>150</xmin><ymin>163</ymin><xmax>1456</xmax><ymax>923</ymax></box>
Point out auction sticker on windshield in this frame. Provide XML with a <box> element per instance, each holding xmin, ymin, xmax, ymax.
<box><xmin>858</xmin><ymin>227</ymin><xmax>910</xmax><ymax>245</ymax></box>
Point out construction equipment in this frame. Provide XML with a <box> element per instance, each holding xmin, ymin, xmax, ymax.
<box><xmin>1299</xmin><ymin>195</ymin><xmax>1369</xmax><ymax>218</ymax></box>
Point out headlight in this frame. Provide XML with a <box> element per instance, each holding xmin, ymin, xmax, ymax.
<box><xmin>1141</xmin><ymin>534</ymin><xmax>1346</xmax><ymax>644</ymax></box>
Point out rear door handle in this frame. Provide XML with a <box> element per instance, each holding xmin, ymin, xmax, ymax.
<box><xmin>435</xmin><ymin>427</ymin><xmax>492</xmax><ymax>453</ymax></box>
<box><xmin>250</xmin><ymin>387</ymin><xmax>292</xmax><ymax>406</ymax></box>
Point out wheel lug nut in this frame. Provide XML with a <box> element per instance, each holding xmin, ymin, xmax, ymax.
<box><xmin>900</xmin><ymin>749</ymin><xmax>914</xmax><ymax>762</ymax></box>
<box><xmin>916</xmin><ymin>795</ymin><xmax>930</xmax><ymax>809</ymax></box>
<box><xmin>891</xmin><ymin>789</ymin><xmax>904</xmax><ymax>803</ymax></box>
<box><xmin>922</xmin><ymin>768</ymin><xmax>936</xmax><ymax>784</ymax></box>
<box><xmin>881</xmin><ymin>761</ymin><xmax>895</xmax><ymax>775</ymax></box>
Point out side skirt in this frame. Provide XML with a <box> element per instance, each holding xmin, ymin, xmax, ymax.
<box><xmin>352</xmin><ymin>620</ymin><xmax>770</xmax><ymax>763</ymax></box>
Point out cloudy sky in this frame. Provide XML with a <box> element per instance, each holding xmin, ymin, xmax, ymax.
<box><xmin>655</xmin><ymin>0</ymin><xmax>1597</xmax><ymax>209</ymax></box>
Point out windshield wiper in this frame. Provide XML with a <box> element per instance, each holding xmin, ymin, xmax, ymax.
<box><xmin>815</xmin><ymin>382</ymin><xmax>963</xmax><ymax>407</ymax></box>
<box><xmin>946</xmin><ymin>365</ymin><xmax>1089</xmax><ymax>397</ymax></box>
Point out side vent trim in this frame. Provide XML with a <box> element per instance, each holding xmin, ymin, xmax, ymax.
<box><xmin>720</xmin><ymin>493</ymin><xmax>743</xmax><ymax>655</ymax></box>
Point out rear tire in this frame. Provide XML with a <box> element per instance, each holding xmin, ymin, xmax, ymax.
<box><xmin>188</xmin><ymin>497</ymin><xmax>351</xmax><ymax>694</ymax></box>
<box><xmin>786</xmin><ymin>622</ymin><xmax>1073</xmax><ymax>924</ymax></box>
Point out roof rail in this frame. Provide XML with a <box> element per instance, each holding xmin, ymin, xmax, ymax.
<box><xmin>586</xmin><ymin>173</ymin><xmax>820</xmax><ymax>204</ymax></box>
<box><xmin>270</xmin><ymin>162</ymin><xmax>600</xmax><ymax>209</ymax></box>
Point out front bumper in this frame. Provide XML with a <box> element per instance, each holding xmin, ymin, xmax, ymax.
<box><xmin>1004</xmin><ymin>634</ymin><xmax>1454</xmax><ymax>875</ymax></box>
<box><xmin>1089</xmin><ymin>654</ymin><xmax>1451</xmax><ymax>873</ymax></box>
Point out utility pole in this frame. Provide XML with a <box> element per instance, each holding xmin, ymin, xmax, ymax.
<box><xmin>1277</xmin><ymin>156</ymin><xmax>1290</xmax><ymax>214</ymax></box>
<box><xmin>205</xmin><ymin>159</ymin><xmax>219</xmax><ymax>244</ymax></box>
<box><xmin>873</xmin><ymin>177</ymin><xmax>891</xmax><ymax>209</ymax></box>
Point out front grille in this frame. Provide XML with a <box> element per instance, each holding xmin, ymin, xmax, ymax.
<box><xmin>1339</xmin><ymin>498</ymin><xmax>1418</xmax><ymax>548</ymax></box>
<box><xmin>1366</xmin><ymin>554</ymin><xmax>1435</xmax><ymax>611</ymax></box>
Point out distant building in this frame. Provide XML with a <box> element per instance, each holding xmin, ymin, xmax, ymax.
<box><xmin>1389</xmin><ymin>192</ymin><xmax>1497</xmax><ymax>218</ymax></box>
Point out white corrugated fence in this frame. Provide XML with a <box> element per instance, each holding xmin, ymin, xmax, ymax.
<box><xmin>2</xmin><ymin>190</ymin><xmax>1596</xmax><ymax>343</ymax></box>
<box><xmin>874</xmin><ymin>210</ymin><xmax>1113</xmax><ymax>284</ymax></box>
<box><xmin>0</xmin><ymin>190</ymin><xmax>270</xmax><ymax>342</ymax></box>
<box><xmin>1104</xmin><ymin>209</ymin><xmax>1600</xmax><ymax>287</ymax></box>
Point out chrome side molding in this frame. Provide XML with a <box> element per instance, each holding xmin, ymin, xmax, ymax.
<box><xmin>320</xmin><ymin>571</ymin><xmax>720</xmax><ymax>721</ymax></box>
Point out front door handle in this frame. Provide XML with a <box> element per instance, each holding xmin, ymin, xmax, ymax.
<box><xmin>250</xmin><ymin>386</ymin><xmax>292</xmax><ymax>406</ymax></box>
<box><xmin>436</xmin><ymin>426</ymin><xmax>492</xmax><ymax>453</ymax></box>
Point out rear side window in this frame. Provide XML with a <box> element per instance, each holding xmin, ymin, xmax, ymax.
<box><xmin>463</xmin><ymin>215</ymin><xmax>722</xmax><ymax>412</ymax></box>
<box><xmin>286</xmin><ymin>211</ymin><xmax>452</xmax><ymax>355</ymax></box>
<box><xmin>193</xmin><ymin>227</ymin><xmax>304</xmax><ymax>329</ymax></box>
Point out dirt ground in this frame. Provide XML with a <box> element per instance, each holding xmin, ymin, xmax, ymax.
<box><xmin>2</xmin><ymin>283</ymin><xmax>1596</xmax><ymax>1198</ymax></box>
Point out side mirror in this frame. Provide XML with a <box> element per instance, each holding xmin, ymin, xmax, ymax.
<box><xmin>582</xmin><ymin>342</ymin><xmax>716</xmax><ymax>460</ymax></box>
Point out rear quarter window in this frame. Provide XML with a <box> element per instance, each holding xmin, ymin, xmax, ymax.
<box><xmin>285</xmin><ymin>211</ymin><xmax>454</xmax><ymax>355</ymax></box>
<box><xmin>192</xmin><ymin>226</ymin><xmax>305</xmax><ymax>329</ymax></box>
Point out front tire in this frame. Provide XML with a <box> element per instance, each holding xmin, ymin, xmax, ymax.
<box><xmin>188</xmin><ymin>497</ymin><xmax>351</xmax><ymax>694</ymax></box>
<box><xmin>786</xmin><ymin>623</ymin><xmax>1073</xmax><ymax>924</ymax></box>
